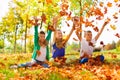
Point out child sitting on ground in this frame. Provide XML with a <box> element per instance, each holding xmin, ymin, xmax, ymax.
<box><xmin>10</xmin><ymin>18</ymin><xmax>56</xmax><ymax>68</ymax></box>
<box><xmin>76</xmin><ymin>18</ymin><xmax>110</xmax><ymax>64</ymax></box>
<box><xmin>50</xmin><ymin>16</ymin><xmax>76</xmax><ymax>65</ymax></box>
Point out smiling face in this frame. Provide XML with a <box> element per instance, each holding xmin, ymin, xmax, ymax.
<box><xmin>56</xmin><ymin>30</ymin><xmax>63</xmax><ymax>39</ymax></box>
<box><xmin>39</xmin><ymin>31</ymin><xmax>45</xmax><ymax>43</ymax></box>
<box><xmin>85</xmin><ymin>31</ymin><xmax>92</xmax><ymax>41</ymax></box>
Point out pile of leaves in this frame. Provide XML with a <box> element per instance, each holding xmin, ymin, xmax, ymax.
<box><xmin>0</xmin><ymin>52</ymin><xmax>120</xmax><ymax>80</ymax></box>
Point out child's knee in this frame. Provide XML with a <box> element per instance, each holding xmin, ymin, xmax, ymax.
<box><xmin>79</xmin><ymin>58</ymin><xmax>88</xmax><ymax>64</ymax></box>
<box><xmin>100</xmin><ymin>55</ymin><xmax>104</xmax><ymax>62</ymax></box>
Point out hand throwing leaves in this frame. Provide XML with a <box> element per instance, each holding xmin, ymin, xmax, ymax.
<box><xmin>36</xmin><ymin>50</ymin><xmax>41</xmax><ymax>56</ymax></box>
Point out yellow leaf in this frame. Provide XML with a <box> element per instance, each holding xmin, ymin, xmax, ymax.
<box><xmin>110</xmin><ymin>25</ymin><xmax>116</xmax><ymax>30</ymax></box>
<box><xmin>114</xmin><ymin>0</ymin><xmax>118</xmax><ymax>2</ymax></box>
<box><xmin>107</xmin><ymin>2</ymin><xmax>112</xmax><ymax>7</ymax></box>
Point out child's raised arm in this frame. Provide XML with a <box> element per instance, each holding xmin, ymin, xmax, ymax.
<box><xmin>62</xmin><ymin>26</ymin><xmax>74</xmax><ymax>44</ymax></box>
<box><xmin>94</xmin><ymin>18</ymin><xmax>110</xmax><ymax>41</ymax></box>
<box><xmin>76</xmin><ymin>26</ymin><xmax>82</xmax><ymax>41</ymax></box>
<box><xmin>52</xmin><ymin>16</ymin><xmax>60</xmax><ymax>43</ymax></box>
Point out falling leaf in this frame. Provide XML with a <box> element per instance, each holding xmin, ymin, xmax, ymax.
<box><xmin>114</xmin><ymin>0</ymin><xmax>118</xmax><ymax>2</ymax></box>
<box><xmin>100</xmin><ymin>41</ymin><xmax>104</xmax><ymax>45</ymax></box>
<box><xmin>113</xmin><ymin>12</ymin><xmax>118</xmax><ymax>19</ymax></box>
<box><xmin>76</xmin><ymin>28</ymin><xmax>82</xmax><ymax>32</ymax></box>
<box><xmin>73</xmin><ymin>38</ymin><xmax>78</xmax><ymax>41</ymax></box>
<box><xmin>115</xmin><ymin>33</ymin><xmax>120</xmax><ymax>38</ymax></box>
<box><xmin>118</xmin><ymin>4</ymin><xmax>120</xmax><ymax>7</ymax></box>
<box><xmin>89</xmin><ymin>42</ymin><xmax>94</xmax><ymax>47</ymax></box>
<box><xmin>93</xmin><ymin>27</ymin><xmax>99</xmax><ymax>32</ymax></box>
<box><xmin>61</xmin><ymin>3</ymin><xmax>69</xmax><ymax>11</ymax></box>
<box><xmin>99</xmin><ymin>2</ymin><xmax>104</xmax><ymax>7</ymax></box>
<box><xmin>80</xmin><ymin>16</ymin><xmax>84</xmax><ymax>23</ymax></box>
<box><xmin>38</xmin><ymin>0</ymin><xmax>41</xmax><ymax>3</ymax></box>
<box><xmin>96</xmin><ymin>16</ymin><xmax>103</xmax><ymax>20</ymax></box>
<box><xmin>67</xmin><ymin>12</ymin><xmax>72</xmax><ymax>20</ymax></box>
<box><xmin>46</xmin><ymin>0</ymin><xmax>52</xmax><ymax>4</ymax></box>
<box><xmin>29</xmin><ymin>20</ymin><xmax>34</xmax><ymax>24</ymax></box>
<box><xmin>65</xmin><ymin>21</ymin><xmax>70</xmax><ymax>27</ymax></box>
<box><xmin>41</xmin><ymin>13</ymin><xmax>46</xmax><ymax>23</ymax></box>
<box><xmin>67</xmin><ymin>16</ymin><xmax>71</xmax><ymax>20</ymax></box>
<box><xmin>48</xmin><ymin>25</ymin><xmax>55</xmax><ymax>31</ymax></box>
<box><xmin>104</xmin><ymin>7</ymin><xmax>107</xmax><ymax>14</ymax></box>
<box><xmin>59</xmin><ymin>11</ymin><xmax>68</xmax><ymax>16</ymax></box>
<box><xmin>84</xmin><ymin>19</ymin><xmax>94</xmax><ymax>27</ymax></box>
<box><xmin>110</xmin><ymin>25</ymin><xmax>116</xmax><ymax>30</ymax></box>
<box><xmin>63</xmin><ymin>31</ymin><xmax>65</xmax><ymax>34</ymax></box>
<box><xmin>107</xmin><ymin>2</ymin><xmax>112</xmax><ymax>7</ymax></box>
<box><xmin>95</xmin><ymin>7</ymin><xmax>104</xmax><ymax>16</ymax></box>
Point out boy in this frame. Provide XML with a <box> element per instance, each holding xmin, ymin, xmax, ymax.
<box><xmin>10</xmin><ymin>18</ymin><xmax>55</xmax><ymax>68</ymax></box>
<box><xmin>76</xmin><ymin>18</ymin><xmax>110</xmax><ymax>64</ymax></box>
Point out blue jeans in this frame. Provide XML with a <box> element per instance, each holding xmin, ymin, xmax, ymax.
<box><xmin>18</xmin><ymin>59</ymin><xmax>49</xmax><ymax>68</ymax></box>
<box><xmin>79</xmin><ymin>55</ymin><xmax>104</xmax><ymax>64</ymax></box>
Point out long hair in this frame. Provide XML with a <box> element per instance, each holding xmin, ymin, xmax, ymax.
<box><xmin>55</xmin><ymin>29</ymin><xmax>65</xmax><ymax>48</ymax></box>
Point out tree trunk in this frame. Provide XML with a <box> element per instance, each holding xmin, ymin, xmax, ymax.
<box><xmin>24</xmin><ymin>15</ymin><xmax>28</xmax><ymax>53</ymax></box>
<box><xmin>3</xmin><ymin>34</ymin><xmax>5</xmax><ymax>53</ymax></box>
<box><xmin>14</xmin><ymin>25</ymin><xmax>17</xmax><ymax>54</ymax></box>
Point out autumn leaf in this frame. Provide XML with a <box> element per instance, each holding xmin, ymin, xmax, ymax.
<box><xmin>67</xmin><ymin>12</ymin><xmax>72</xmax><ymax>20</ymax></box>
<box><xmin>76</xmin><ymin>28</ymin><xmax>82</xmax><ymax>32</ymax></box>
<box><xmin>61</xmin><ymin>3</ymin><xmax>69</xmax><ymax>11</ymax></box>
<box><xmin>48</xmin><ymin>25</ymin><xmax>55</xmax><ymax>31</ymax></box>
<box><xmin>28</xmin><ymin>19</ymin><xmax>34</xmax><ymax>24</ymax></box>
<box><xmin>104</xmin><ymin>7</ymin><xmax>107</xmax><ymax>14</ymax></box>
<box><xmin>100</xmin><ymin>41</ymin><xmax>104</xmax><ymax>45</ymax></box>
<box><xmin>59</xmin><ymin>11</ymin><xmax>68</xmax><ymax>16</ymax></box>
<box><xmin>73</xmin><ymin>38</ymin><xmax>78</xmax><ymax>41</ymax></box>
<box><xmin>114</xmin><ymin>0</ymin><xmax>118</xmax><ymax>2</ymax></box>
<box><xmin>63</xmin><ymin>31</ymin><xmax>65</xmax><ymax>34</ymax></box>
<box><xmin>110</xmin><ymin>25</ymin><xmax>116</xmax><ymax>30</ymax></box>
<box><xmin>99</xmin><ymin>2</ymin><xmax>104</xmax><ymax>7</ymax></box>
<box><xmin>118</xmin><ymin>4</ymin><xmax>120</xmax><ymax>7</ymax></box>
<box><xmin>89</xmin><ymin>42</ymin><xmax>94</xmax><ymax>47</ymax></box>
<box><xmin>93</xmin><ymin>27</ymin><xmax>99</xmax><ymax>32</ymax></box>
<box><xmin>115</xmin><ymin>33</ymin><xmax>120</xmax><ymax>38</ymax></box>
<box><xmin>107</xmin><ymin>2</ymin><xmax>112</xmax><ymax>7</ymax></box>
<box><xmin>84</xmin><ymin>19</ymin><xmax>94</xmax><ymax>27</ymax></box>
<box><xmin>80</xmin><ymin>16</ymin><xmax>84</xmax><ymax>23</ymax></box>
<box><xmin>96</xmin><ymin>16</ymin><xmax>103</xmax><ymax>20</ymax></box>
<box><xmin>113</xmin><ymin>12</ymin><xmax>118</xmax><ymax>19</ymax></box>
<box><xmin>46</xmin><ymin>0</ymin><xmax>52</xmax><ymax>4</ymax></box>
<box><xmin>65</xmin><ymin>21</ymin><xmax>70</xmax><ymax>27</ymax></box>
<box><xmin>111</xmin><ymin>54</ymin><xmax>117</xmax><ymax>59</ymax></box>
<box><xmin>94</xmin><ymin>7</ymin><xmax>104</xmax><ymax>17</ymax></box>
<box><xmin>41</xmin><ymin>13</ymin><xmax>46</xmax><ymax>23</ymax></box>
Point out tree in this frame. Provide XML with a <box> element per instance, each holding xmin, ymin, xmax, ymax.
<box><xmin>116</xmin><ymin>40</ymin><xmax>120</xmax><ymax>51</ymax></box>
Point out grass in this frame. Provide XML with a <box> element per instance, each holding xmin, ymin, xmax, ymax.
<box><xmin>0</xmin><ymin>49</ymin><xmax>120</xmax><ymax>80</ymax></box>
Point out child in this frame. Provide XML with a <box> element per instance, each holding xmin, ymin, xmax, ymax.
<box><xmin>50</xmin><ymin>17</ymin><xmax>76</xmax><ymax>65</ymax></box>
<box><xmin>10</xmin><ymin>18</ymin><xmax>55</xmax><ymax>68</ymax></box>
<box><xmin>76</xmin><ymin>18</ymin><xmax>110</xmax><ymax>64</ymax></box>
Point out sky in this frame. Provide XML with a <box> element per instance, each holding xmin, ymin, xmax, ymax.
<box><xmin>0</xmin><ymin>0</ymin><xmax>120</xmax><ymax>47</ymax></box>
<box><xmin>61</xmin><ymin>0</ymin><xmax>120</xmax><ymax>47</ymax></box>
<box><xmin>0</xmin><ymin>0</ymin><xmax>11</xmax><ymax>21</ymax></box>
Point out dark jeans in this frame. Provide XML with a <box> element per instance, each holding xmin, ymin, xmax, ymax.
<box><xmin>79</xmin><ymin>55</ymin><xmax>104</xmax><ymax>64</ymax></box>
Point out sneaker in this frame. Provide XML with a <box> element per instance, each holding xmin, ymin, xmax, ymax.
<box><xmin>10</xmin><ymin>65</ymin><xmax>18</xmax><ymax>69</ymax></box>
